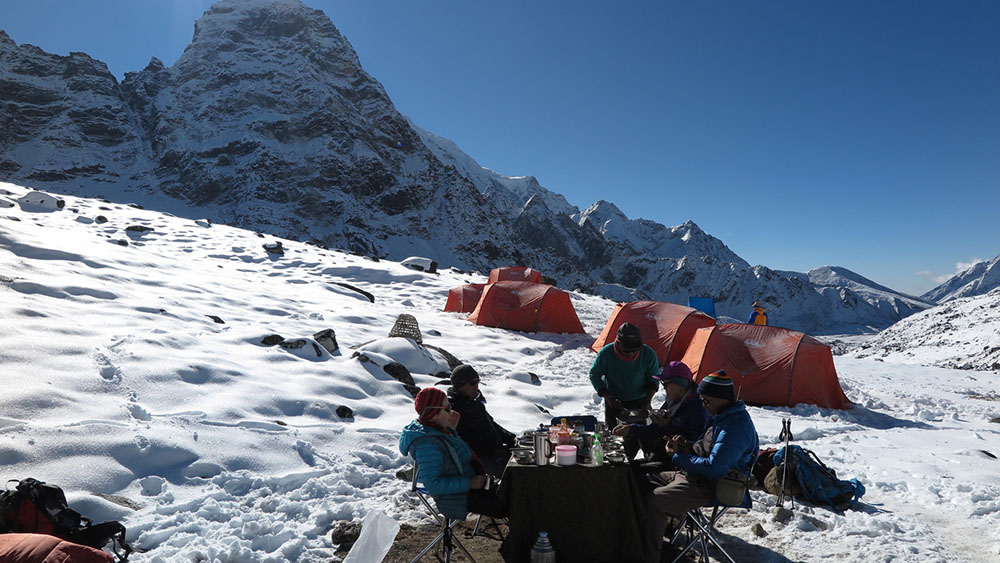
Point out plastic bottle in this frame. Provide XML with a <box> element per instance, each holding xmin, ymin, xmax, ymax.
<box><xmin>556</xmin><ymin>418</ymin><xmax>571</xmax><ymax>445</ymax></box>
<box><xmin>591</xmin><ymin>433</ymin><xmax>604</xmax><ymax>466</ymax></box>
<box><xmin>530</xmin><ymin>531</ymin><xmax>556</xmax><ymax>563</ymax></box>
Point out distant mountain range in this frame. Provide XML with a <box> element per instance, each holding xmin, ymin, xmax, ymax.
<box><xmin>1</xmin><ymin>0</ymin><xmax>991</xmax><ymax>334</ymax></box>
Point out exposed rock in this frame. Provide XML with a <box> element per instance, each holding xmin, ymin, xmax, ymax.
<box><xmin>333</xmin><ymin>282</ymin><xmax>374</xmax><ymax>303</ymax></box>
<box><xmin>261</xmin><ymin>334</ymin><xmax>285</xmax><ymax>346</ymax></box>
<box><xmin>335</xmin><ymin>405</ymin><xmax>353</xmax><ymax>419</ymax></box>
<box><xmin>206</xmin><ymin>315</ymin><xmax>225</xmax><ymax>324</ymax></box>
<box><xmin>771</xmin><ymin>506</ymin><xmax>794</xmax><ymax>523</ymax></box>
<box><xmin>95</xmin><ymin>216</ymin><xmax>108</xmax><ymax>224</ymax></box>
<box><xmin>751</xmin><ymin>522</ymin><xmax>767</xmax><ymax>537</ymax></box>
<box><xmin>263</xmin><ymin>241</ymin><xmax>284</xmax><ymax>255</ymax></box>
<box><xmin>383</xmin><ymin>361</ymin><xmax>415</xmax><ymax>387</ymax></box>
<box><xmin>279</xmin><ymin>338</ymin><xmax>306</xmax><ymax>350</ymax></box>
<box><xmin>312</xmin><ymin>328</ymin><xmax>338</xmax><ymax>353</ymax></box>
<box><xmin>329</xmin><ymin>520</ymin><xmax>361</xmax><ymax>545</ymax></box>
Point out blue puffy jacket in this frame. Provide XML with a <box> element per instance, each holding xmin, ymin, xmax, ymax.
<box><xmin>673</xmin><ymin>401</ymin><xmax>759</xmax><ymax>481</ymax></box>
<box><xmin>399</xmin><ymin>420</ymin><xmax>477</xmax><ymax>519</ymax></box>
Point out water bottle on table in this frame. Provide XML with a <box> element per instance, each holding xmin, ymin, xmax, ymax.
<box><xmin>591</xmin><ymin>432</ymin><xmax>604</xmax><ymax>466</ymax></box>
<box><xmin>530</xmin><ymin>531</ymin><xmax>556</xmax><ymax>563</ymax></box>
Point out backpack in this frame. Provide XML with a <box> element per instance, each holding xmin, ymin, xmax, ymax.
<box><xmin>774</xmin><ymin>445</ymin><xmax>865</xmax><ymax>512</ymax></box>
<box><xmin>0</xmin><ymin>478</ymin><xmax>133</xmax><ymax>562</ymax></box>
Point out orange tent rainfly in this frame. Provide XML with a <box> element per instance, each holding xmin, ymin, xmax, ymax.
<box><xmin>591</xmin><ymin>301</ymin><xmax>716</xmax><ymax>366</ymax></box>
<box><xmin>467</xmin><ymin>281</ymin><xmax>585</xmax><ymax>334</ymax></box>
<box><xmin>487</xmin><ymin>266</ymin><xmax>543</xmax><ymax>284</ymax></box>
<box><xmin>443</xmin><ymin>283</ymin><xmax>486</xmax><ymax>313</ymax></box>
<box><xmin>680</xmin><ymin>323</ymin><xmax>850</xmax><ymax>410</ymax></box>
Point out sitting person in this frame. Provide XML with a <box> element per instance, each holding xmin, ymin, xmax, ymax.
<box><xmin>642</xmin><ymin>371</ymin><xmax>759</xmax><ymax>563</ymax></box>
<box><xmin>447</xmin><ymin>364</ymin><xmax>517</xmax><ymax>477</ymax></box>
<box><xmin>589</xmin><ymin>322</ymin><xmax>660</xmax><ymax>459</ymax></box>
<box><xmin>612</xmin><ymin>361</ymin><xmax>708</xmax><ymax>466</ymax></box>
<box><xmin>399</xmin><ymin>387</ymin><xmax>507</xmax><ymax>520</ymax></box>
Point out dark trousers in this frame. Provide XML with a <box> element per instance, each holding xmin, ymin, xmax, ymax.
<box><xmin>605</xmin><ymin>396</ymin><xmax>653</xmax><ymax>460</ymax></box>
<box><xmin>468</xmin><ymin>489</ymin><xmax>508</xmax><ymax>518</ymax></box>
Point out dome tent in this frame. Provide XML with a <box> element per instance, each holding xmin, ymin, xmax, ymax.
<box><xmin>467</xmin><ymin>281</ymin><xmax>585</xmax><ymax>334</ymax></box>
<box><xmin>680</xmin><ymin>323</ymin><xmax>850</xmax><ymax>409</ymax></box>
<box><xmin>591</xmin><ymin>301</ymin><xmax>716</xmax><ymax>366</ymax></box>
<box><xmin>443</xmin><ymin>283</ymin><xmax>486</xmax><ymax>313</ymax></box>
<box><xmin>487</xmin><ymin>266</ymin><xmax>542</xmax><ymax>284</ymax></box>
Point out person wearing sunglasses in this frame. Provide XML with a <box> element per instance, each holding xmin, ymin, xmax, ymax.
<box><xmin>641</xmin><ymin>370</ymin><xmax>759</xmax><ymax>563</ymax></box>
<box><xmin>399</xmin><ymin>387</ymin><xmax>507</xmax><ymax>520</ymax></box>
<box><xmin>447</xmin><ymin>364</ymin><xmax>517</xmax><ymax>478</ymax></box>
<box><xmin>590</xmin><ymin>322</ymin><xmax>660</xmax><ymax>459</ymax></box>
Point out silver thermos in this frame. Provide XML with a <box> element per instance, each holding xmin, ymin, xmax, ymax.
<box><xmin>532</xmin><ymin>429</ymin><xmax>551</xmax><ymax>466</ymax></box>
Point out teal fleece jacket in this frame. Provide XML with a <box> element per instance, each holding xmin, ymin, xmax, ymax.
<box><xmin>589</xmin><ymin>343</ymin><xmax>659</xmax><ymax>402</ymax></box>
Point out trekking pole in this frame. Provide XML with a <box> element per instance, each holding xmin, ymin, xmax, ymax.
<box><xmin>777</xmin><ymin>418</ymin><xmax>793</xmax><ymax>509</ymax></box>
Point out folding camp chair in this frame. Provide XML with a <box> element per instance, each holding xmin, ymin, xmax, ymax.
<box><xmin>667</xmin><ymin>492</ymin><xmax>751</xmax><ymax>563</ymax></box>
<box><xmin>408</xmin><ymin>460</ymin><xmax>478</xmax><ymax>563</ymax></box>
<box><xmin>549</xmin><ymin>414</ymin><xmax>598</xmax><ymax>431</ymax></box>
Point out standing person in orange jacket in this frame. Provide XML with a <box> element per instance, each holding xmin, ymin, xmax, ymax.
<box><xmin>748</xmin><ymin>301</ymin><xmax>768</xmax><ymax>325</ymax></box>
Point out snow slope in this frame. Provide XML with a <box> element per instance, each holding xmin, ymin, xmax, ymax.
<box><xmin>1</xmin><ymin>182</ymin><xmax>999</xmax><ymax>562</ymax></box>
<box><xmin>847</xmin><ymin>288</ymin><xmax>1000</xmax><ymax>371</ymax></box>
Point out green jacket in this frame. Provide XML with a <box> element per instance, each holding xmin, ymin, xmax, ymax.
<box><xmin>589</xmin><ymin>343</ymin><xmax>659</xmax><ymax>402</ymax></box>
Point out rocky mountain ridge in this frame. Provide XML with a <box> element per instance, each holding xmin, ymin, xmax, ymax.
<box><xmin>0</xmin><ymin>0</ymin><xmax>943</xmax><ymax>334</ymax></box>
<box><xmin>921</xmin><ymin>253</ymin><xmax>1000</xmax><ymax>304</ymax></box>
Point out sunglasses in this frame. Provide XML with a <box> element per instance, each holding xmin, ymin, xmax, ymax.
<box><xmin>421</xmin><ymin>403</ymin><xmax>454</xmax><ymax>417</ymax></box>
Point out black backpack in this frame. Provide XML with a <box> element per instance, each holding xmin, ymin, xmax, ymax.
<box><xmin>0</xmin><ymin>478</ymin><xmax>133</xmax><ymax>561</ymax></box>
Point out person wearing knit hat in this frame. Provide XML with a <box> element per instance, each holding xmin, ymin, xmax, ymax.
<box><xmin>400</xmin><ymin>387</ymin><xmax>507</xmax><ymax>520</ymax></box>
<box><xmin>641</xmin><ymin>368</ymin><xmax>759</xmax><ymax>563</ymax></box>
<box><xmin>613</xmin><ymin>361</ymin><xmax>709</xmax><ymax>466</ymax></box>
<box><xmin>696</xmin><ymin>370</ymin><xmax>737</xmax><ymax>403</ymax></box>
<box><xmin>446</xmin><ymin>364</ymin><xmax>517</xmax><ymax>478</ymax></box>
<box><xmin>589</xmin><ymin>322</ymin><xmax>660</xmax><ymax>459</ymax></box>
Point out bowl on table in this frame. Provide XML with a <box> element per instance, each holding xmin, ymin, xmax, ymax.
<box><xmin>511</xmin><ymin>448</ymin><xmax>535</xmax><ymax>465</ymax></box>
<box><xmin>605</xmin><ymin>451</ymin><xmax>627</xmax><ymax>465</ymax></box>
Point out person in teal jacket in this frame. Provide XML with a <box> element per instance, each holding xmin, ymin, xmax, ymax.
<box><xmin>641</xmin><ymin>371</ymin><xmax>759</xmax><ymax>563</ymax></box>
<box><xmin>399</xmin><ymin>387</ymin><xmax>506</xmax><ymax>520</ymax></box>
<box><xmin>590</xmin><ymin>322</ymin><xmax>660</xmax><ymax>458</ymax></box>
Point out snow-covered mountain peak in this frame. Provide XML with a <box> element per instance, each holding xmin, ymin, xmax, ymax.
<box><xmin>922</xmin><ymin>253</ymin><xmax>1000</xmax><ymax>303</ymax></box>
<box><xmin>0</xmin><ymin>0</ymin><xmax>944</xmax><ymax>334</ymax></box>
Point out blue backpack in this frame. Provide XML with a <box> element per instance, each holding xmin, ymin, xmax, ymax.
<box><xmin>774</xmin><ymin>445</ymin><xmax>865</xmax><ymax>512</ymax></box>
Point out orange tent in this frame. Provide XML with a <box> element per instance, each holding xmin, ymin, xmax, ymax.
<box><xmin>443</xmin><ymin>283</ymin><xmax>486</xmax><ymax>313</ymax></box>
<box><xmin>591</xmin><ymin>301</ymin><xmax>716</xmax><ymax>366</ymax></box>
<box><xmin>487</xmin><ymin>266</ymin><xmax>543</xmax><ymax>284</ymax></box>
<box><xmin>680</xmin><ymin>323</ymin><xmax>850</xmax><ymax>409</ymax></box>
<box><xmin>467</xmin><ymin>281</ymin><xmax>585</xmax><ymax>334</ymax></box>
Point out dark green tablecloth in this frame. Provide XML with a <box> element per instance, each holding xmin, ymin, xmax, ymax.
<box><xmin>498</xmin><ymin>462</ymin><xmax>646</xmax><ymax>563</ymax></box>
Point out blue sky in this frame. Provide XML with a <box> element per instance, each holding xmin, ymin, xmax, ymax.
<box><xmin>2</xmin><ymin>1</ymin><xmax>997</xmax><ymax>296</ymax></box>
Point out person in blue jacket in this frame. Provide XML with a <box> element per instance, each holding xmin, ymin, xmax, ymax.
<box><xmin>612</xmin><ymin>361</ymin><xmax>708</xmax><ymax>465</ymax></box>
<box><xmin>642</xmin><ymin>371</ymin><xmax>759</xmax><ymax>563</ymax></box>
<box><xmin>399</xmin><ymin>387</ymin><xmax>507</xmax><ymax>520</ymax></box>
<box><xmin>748</xmin><ymin>300</ymin><xmax>768</xmax><ymax>326</ymax></box>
